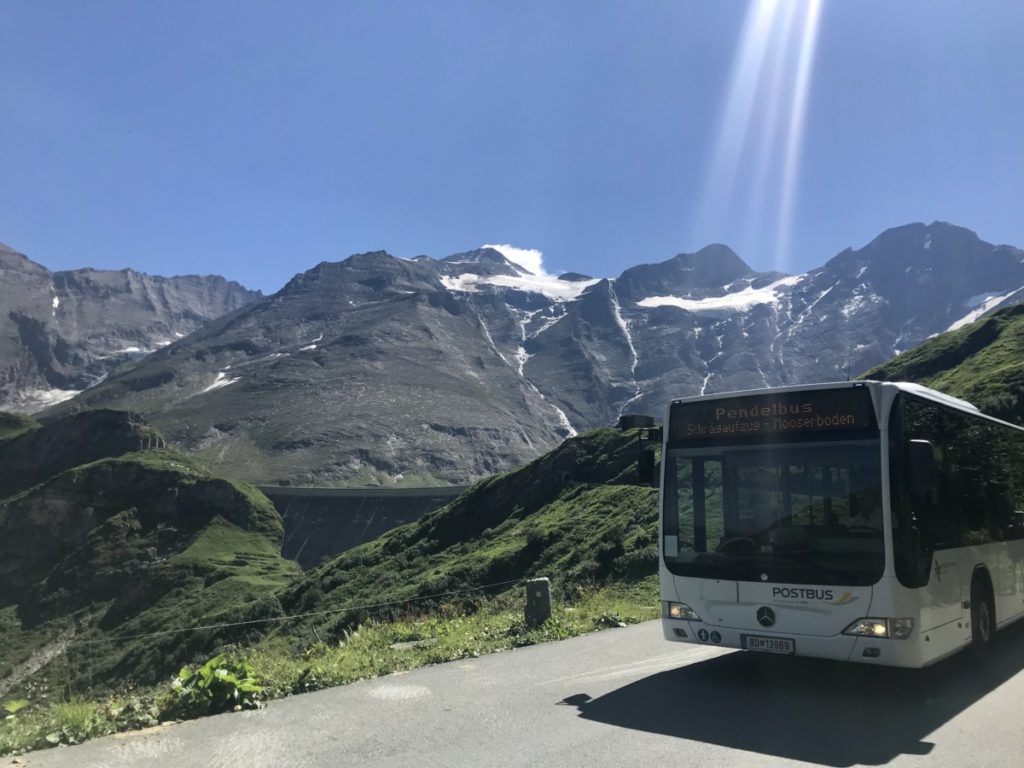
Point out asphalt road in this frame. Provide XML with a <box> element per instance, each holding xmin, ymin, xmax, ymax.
<box><xmin>20</xmin><ymin>619</ymin><xmax>1024</xmax><ymax>768</ymax></box>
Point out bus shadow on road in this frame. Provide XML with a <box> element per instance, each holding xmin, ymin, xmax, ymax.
<box><xmin>563</xmin><ymin>622</ymin><xmax>1024</xmax><ymax>767</ymax></box>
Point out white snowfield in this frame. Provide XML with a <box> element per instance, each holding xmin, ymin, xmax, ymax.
<box><xmin>637</xmin><ymin>274</ymin><xmax>803</xmax><ymax>315</ymax></box>
<box><xmin>200</xmin><ymin>371</ymin><xmax>241</xmax><ymax>394</ymax></box>
<box><xmin>18</xmin><ymin>386</ymin><xmax>81</xmax><ymax>409</ymax></box>
<box><xmin>441</xmin><ymin>272</ymin><xmax>599</xmax><ymax>301</ymax></box>
<box><xmin>946</xmin><ymin>288</ymin><xmax>1024</xmax><ymax>332</ymax></box>
<box><xmin>442</xmin><ymin>244</ymin><xmax>600</xmax><ymax>301</ymax></box>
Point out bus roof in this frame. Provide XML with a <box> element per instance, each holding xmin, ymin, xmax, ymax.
<box><xmin>670</xmin><ymin>380</ymin><xmax>979</xmax><ymax>415</ymax></box>
<box><xmin>884</xmin><ymin>381</ymin><xmax>980</xmax><ymax>414</ymax></box>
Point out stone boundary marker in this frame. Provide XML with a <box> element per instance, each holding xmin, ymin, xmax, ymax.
<box><xmin>525</xmin><ymin>577</ymin><xmax>552</xmax><ymax>627</ymax></box>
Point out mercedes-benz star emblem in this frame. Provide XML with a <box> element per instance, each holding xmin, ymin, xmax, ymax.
<box><xmin>756</xmin><ymin>607</ymin><xmax>776</xmax><ymax>627</ymax></box>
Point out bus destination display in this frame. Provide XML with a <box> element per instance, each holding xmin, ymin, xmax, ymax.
<box><xmin>669</xmin><ymin>387</ymin><xmax>878</xmax><ymax>446</ymax></box>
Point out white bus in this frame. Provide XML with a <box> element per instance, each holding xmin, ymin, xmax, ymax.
<box><xmin>658</xmin><ymin>381</ymin><xmax>1024</xmax><ymax>667</ymax></box>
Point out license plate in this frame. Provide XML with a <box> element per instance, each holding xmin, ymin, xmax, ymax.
<box><xmin>741</xmin><ymin>634</ymin><xmax>795</xmax><ymax>654</ymax></box>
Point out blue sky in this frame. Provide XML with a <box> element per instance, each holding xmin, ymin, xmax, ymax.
<box><xmin>2</xmin><ymin>1</ymin><xmax>1022</xmax><ymax>294</ymax></box>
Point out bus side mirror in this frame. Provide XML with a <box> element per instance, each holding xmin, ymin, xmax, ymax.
<box><xmin>638</xmin><ymin>447</ymin><xmax>657</xmax><ymax>487</ymax></box>
<box><xmin>636</xmin><ymin>426</ymin><xmax>662</xmax><ymax>487</ymax></box>
<box><xmin>908</xmin><ymin>439</ymin><xmax>936</xmax><ymax>495</ymax></box>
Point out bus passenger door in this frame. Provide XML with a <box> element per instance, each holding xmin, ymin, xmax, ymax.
<box><xmin>907</xmin><ymin>450</ymin><xmax>964</xmax><ymax>632</ymax></box>
<box><xmin>921</xmin><ymin>553</ymin><xmax>962</xmax><ymax>631</ymax></box>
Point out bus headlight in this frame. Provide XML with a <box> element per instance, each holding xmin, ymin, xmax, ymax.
<box><xmin>842</xmin><ymin>618</ymin><xmax>915</xmax><ymax>639</ymax></box>
<box><xmin>664</xmin><ymin>602</ymin><xmax>702</xmax><ymax>621</ymax></box>
<box><xmin>888</xmin><ymin>618</ymin><xmax>915</xmax><ymax>640</ymax></box>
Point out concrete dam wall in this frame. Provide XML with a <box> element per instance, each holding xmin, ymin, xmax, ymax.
<box><xmin>259</xmin><ymin>485</ymin><xmax>468</xmax><ymax>569</ymax></box>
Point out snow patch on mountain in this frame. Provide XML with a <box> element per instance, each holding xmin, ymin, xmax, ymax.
<box><xmin>550</xmin><ymin>404</ymin><xmax>578</xmax><ymax>438</ymax></box>
<box><xmin>946</xmin><ymin>289</ymin><xmax>1022</xmax><ymax>331</ymax></box>
<box><xmin>477</xmin><ymin>314</ymin><xmax>510</xmax><ymax>368</ymax></box>
<box><xmin>608</xmin><ymin>283</ymin><xmax>640</xmax><ymax>413</ymax></box>
<box><xmin>514</xmin><ymin>347</ymin><xmax>531</xmax><ymax>377</ymax></box>
<box><xmin>840</xmin><ymin>290</ymin><xmax>883</xmax><ymax>318</ymax></box>
<box><xmin>200</xmin><ymin>372</ymin><xmax>241</xmax><ymax>394</ymax></box>
<box><xmin>442</xmin><ymin>271</ymin><xmax>598</xmax><ymax>301</ymax></box>
<box><xmin>19</xmin><ymin>386</ymin><xmax>81</xmax><ymax>409</ymax></box>
<box><xmin>435</xmin><ymin>244</ymin><xmax>601</xmax><ymax>300</ymax></box>
<box><xmin>637</xmin><ymin>275</ymin><xmax>802</xmax><ymax>315</ymax></box>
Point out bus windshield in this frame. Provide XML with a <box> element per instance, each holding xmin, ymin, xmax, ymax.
<box><xmin>663</xmin><ymin>442</ymin><xmax>884</xmax><ymax>586</ymax></box>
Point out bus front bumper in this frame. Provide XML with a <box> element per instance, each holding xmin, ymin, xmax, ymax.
<box><xmin>662</xmin><ymin>618</ymin><xmax>933</xmax><ymax>667</ymax></box>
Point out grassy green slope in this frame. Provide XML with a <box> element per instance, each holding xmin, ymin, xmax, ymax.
<box><xmin>0</xmin><ymin>412</ymin><xmax>37</xmax><ymax>440</ymax></box>
<box><xmin>0</xmin><ymin>449</ymin><xmax>300</xmax><ymax>694</ymax></box>
<box><xmin>277</xmin><ymin>428</ymin><xmax>659</xmax><ymax>637</ymax></box>
<box><xmin>0</xmin><ymin>409</ymin><xmax>163</xmax><ymax>499</ymax></box>
<box><xmin>863</xmin><ymin>303</ymin><xmax>1024</xmax><ymax>423</ymax></box>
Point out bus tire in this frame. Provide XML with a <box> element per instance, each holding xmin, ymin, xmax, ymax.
<box><xmin>970</xmin><ymin>574</ymin><xmax>995</xmax><ymax>659</ymax></box>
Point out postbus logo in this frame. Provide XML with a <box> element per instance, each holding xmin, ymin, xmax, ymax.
<box><xmin>771</xmin><ymin>587</ymin><xmax>860</xmax><ymax>605</ymax></box>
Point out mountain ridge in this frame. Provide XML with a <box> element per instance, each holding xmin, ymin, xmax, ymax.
<box><xmin>35</xmin><ymin>221</ymin><xmax>1024</xmax><ymax>485</ymax></box>
<box><xmin>0</xmin><ymin>243</ymin><xmax>262</xmax><ymax>413</ymax></box>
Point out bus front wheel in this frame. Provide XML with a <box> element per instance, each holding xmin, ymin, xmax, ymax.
<box><xmin>970</xmin><ymin>576</ymin><xmax>995</xmax><ymax>658</ymax></box>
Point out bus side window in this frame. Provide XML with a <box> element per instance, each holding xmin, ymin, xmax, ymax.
<box><xmin>961</xmin><ymin>471</ymin><xmax>991</xmax><ymax>543</ymax></box>
<box><xmin>989</xmin><ymin>486</ymin><xmax>1016</xmax><ymax>541</ymax></box>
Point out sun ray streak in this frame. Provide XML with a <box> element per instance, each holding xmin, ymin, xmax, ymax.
<box><xmin>695</xmin><ymin>0</ymin><xmax>824</xmax><ymax>272</ymax></box>
<box><xmin>776</xmin><ymin>0</ymin><xmax>824</xmax><ymax>270</ymax></box>
<box><xmin>745</xmin><ymin>2</ymin><xmax>800</xmax><ymax>233</ymax></box>
<box><xmin>697</xmin><ymin>0</ymin><xmax>779</xmax><ymax>233</ymax></box>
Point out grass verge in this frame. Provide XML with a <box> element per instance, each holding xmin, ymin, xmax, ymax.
<box><xmin>1</xmin><ymin>578</ymin><xmax>658</xmax><ymax>756</ymax></box>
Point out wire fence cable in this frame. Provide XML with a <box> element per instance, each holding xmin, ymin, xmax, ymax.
<box><xmin>73</xmin><ymin>577</ymin><xmax>527</xmax><ymax>646</ymax></box>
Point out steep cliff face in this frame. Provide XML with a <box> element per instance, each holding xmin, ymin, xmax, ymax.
<box><xmin>40</xmin><ymin>223</ymin><xmax>1024</xmax><ymax>486</ymax></box>
<box><xmin>0</xmin><ymin>241</ymin><xmax>260</xmax><ymax>412</ymax></box>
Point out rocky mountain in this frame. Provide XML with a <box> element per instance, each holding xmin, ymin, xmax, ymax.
<box><xmin>43</xmin><ymin>222</ymin><xmax>1024</xmax><ymax>486</ymax></box>
<box><xmin>0</xmin><ymin>241</ymin><xmax>261</xmax><ymax>413</ymax></box>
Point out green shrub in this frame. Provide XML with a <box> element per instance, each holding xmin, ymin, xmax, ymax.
<box><xmin>165</xmin><ymin>654</ymin><xmax>264</xmax><ymax>718</ymax></box>
<box><xmin>2</xmin><ymin>700</ymin><xmax>29</xmax><ymax>717</ymax></box>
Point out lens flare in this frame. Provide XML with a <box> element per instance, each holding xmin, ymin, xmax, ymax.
<box><xmin>696</xmin><ymin>0</ymin><xmax>824</xmax><ymax>271</ymax></box>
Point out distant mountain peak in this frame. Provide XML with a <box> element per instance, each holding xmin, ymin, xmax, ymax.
<box><xmin>613</xmin><ymin>243</ymin><xmax>757</xmax><ymax>303</ymax></box>
<box><xmin>0</xmin><ymin>242</ymin><xmax>261</xmax><ymax>413</ymax></box>
<box><xmin>688</xmin><ymin>243</ymin><xmax>750</xmax><ymax>268</ymax></box>
<box><xmin>866</xmin><ymin>221</ymin><xmax>980</xmax><ymax>250</ymax></box>
<box><xmin>441</xmin><ymin>248</ymin><xmax>524</xmax><ymax>278</ymax></box>
<box><xmin>442</xmin><ymin>247</ymin><xmax>509</xmax><ymax>266</ymax></box>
